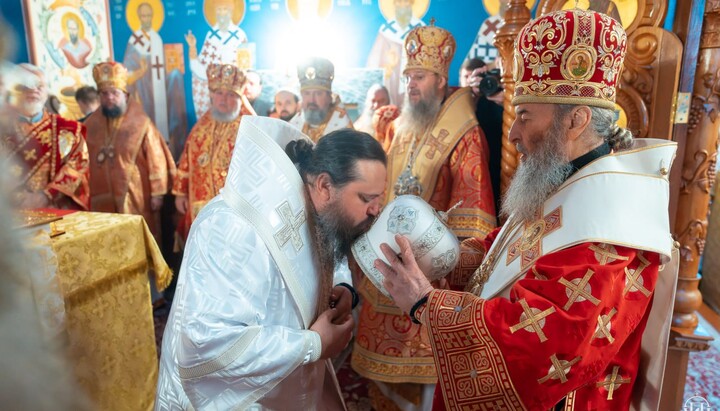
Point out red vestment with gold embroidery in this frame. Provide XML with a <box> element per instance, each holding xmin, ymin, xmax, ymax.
<box><xmin>352</xmin><ymin>88</ymin><xmax>497</xmax><ymax>392</ymax></box>
<box><xmin>4</xmin><ymin>111</ymin><xmax>90</xmax><ymax>210</ymax></box>
<box><xmin>172</xmin><ymin>107</ymin><xmax>252</xmax><ymax>241</ymax></box>
<box><xmin>425</xmin><ymin>233</ymin><xmax>660</xmax><ymax>410</ymax></box>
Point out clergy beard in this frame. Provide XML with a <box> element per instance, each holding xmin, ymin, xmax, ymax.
<box><xmin>501</xmin><ymin>117</ymin><xmax>573</xmax><ymax>223</ymax></box>
<box><xmin>304</xmin><ymin>107</ymin><xmax>328</xmax><ymax>126</ymax></box>
<box><xmin>279</xmin><ymin>110</ymin><xmax>295</xmax><ymax>121</ymax></box>
<box><xmin>396</xmin><ymin>6</ymin><xmax>412</xmax><ymax>28</ymax></box>
<box><xmin>211</xmin><ymin>107</ymin><xmax>240</xmax><ymax>122</ymax></box>
<box><xmin>102</xmin><ymin>102</ymin><xmax>127</xmax><ymax>118</ymax></box>
<box><xmin>19</xmin><ymin>100</ymin><xmax>44</xmax><ymax>118</ymax></box>
<box><xmin>394</xmin><ymin>91</ymin><xmax>441</xmax><ymax>138</ymax></box>
<box><xmin>316</xmin><ymin>198</ymin><xmax>374</xmax><ymax>264</ymax></box>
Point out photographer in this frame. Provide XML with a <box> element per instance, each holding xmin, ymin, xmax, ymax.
<box><xmin>461</xmin><ymin>57</ymin><xmax>504</xmax><ymax>214</ymax></box>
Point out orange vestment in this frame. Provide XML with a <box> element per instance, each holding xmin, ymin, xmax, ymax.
<box><xmin>85</xmin><ymin>100</ymin><xmax>176</xmax><ymax>240</ymax></box>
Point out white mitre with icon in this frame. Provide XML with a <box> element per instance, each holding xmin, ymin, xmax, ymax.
<box><xmin>352</xmin><ymin>195</ymin><xmax>460</xmax><ymax>298</ymax></box>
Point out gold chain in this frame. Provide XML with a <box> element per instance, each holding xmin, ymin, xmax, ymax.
<box><xmin>466</xmin><ymin>216</ymin><xmax>524</xmax><ymax>296</ymax></box>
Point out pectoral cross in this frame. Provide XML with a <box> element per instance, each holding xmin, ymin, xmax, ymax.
<box><xmin>152</xmin><ymin>56</ymin><xmax>164</xmax><ymax>80</ymax></box>
<box><xmin>507</xmin><ymin>206</ymin><xmax>562</xmax><ymax>271</ymax></box>
<box><xmin>274</xmin><ymin>202</ymin><xmax>306</xmax><ymax>252</ymax></box>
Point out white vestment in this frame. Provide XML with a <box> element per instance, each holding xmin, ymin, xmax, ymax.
<box><xmin>125</xmin><ymin>29</ymin><xmax>169</xmax><ymax>140</ymax></box>
<box><xmin>366</xmin><ymin>17</ymin><xmax>424</xmax><ymax>106</ymax></box>
<box><xmin>190</xmin><ymin>24</ymin><xmax>248</xmax><ymax>118</ymax></box>
<box><xmin>156</xmin><ymin>117</ymin><xmax>348</xmax><ymax>410</ymax></box>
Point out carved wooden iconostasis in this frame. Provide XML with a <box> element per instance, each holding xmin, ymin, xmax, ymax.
<box><xmin>495</xmin><ymin>1</ymin><xmax>718</xmax><ymax>410</ymax></box>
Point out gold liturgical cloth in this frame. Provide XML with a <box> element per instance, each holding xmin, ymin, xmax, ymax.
<box><xmin>50</xmin><ymin>211</ymin><xmax>171</xmax><ymax>411</ymax></box>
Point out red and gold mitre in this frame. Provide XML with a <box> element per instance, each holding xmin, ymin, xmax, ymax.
<box><xmin>207</xmin><ymin>63</ymin><xmax>246</xmax><ymax>96</ymax></box>
<box><xmin>403</xmin><ymin>21</ymin><xmax>456</xmax><ymax>78</ymax></box>
<box><xmin>297</xmin><ymin>57</ymin><xmax>334</xmax><ymax>92</ymax></box>
<box><xmin>512</xmin><ymin>9</ymin><xmax>627</xmax><ymax>109</ymax></box>
<box><xmin>92</xmin><ymin>62</ymin><xmax>128</xmax><ymax>92</ymax></box>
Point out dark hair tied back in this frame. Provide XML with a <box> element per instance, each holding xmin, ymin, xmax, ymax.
<box><xmin>285</xmin><ymin>139</ymin><xmax>314</xmax><ymax>175</ymax></box>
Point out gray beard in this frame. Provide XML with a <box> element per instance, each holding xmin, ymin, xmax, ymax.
<box><xmin>211</xmin><ymin>107</ymin><xmax>240</xmax><ymax>122</ymax></box>
<box><xmin>394</xmin><ymin>92</ymin><xmax>441</xmax><ymax>138</ymax></box>
<box><xmin>20</xmin><ymin>101</ymin><xmax>44</xmax><ymax>118</ymax></box>
<box><xmin>304</xmin><ymin>107</ymin><xmax>328</xmax><ymax>126</ymax></box>
<box><xmin>501</xmin><ymin>120</ymin><xmax>573</xmax><ymax>224</ymax></box>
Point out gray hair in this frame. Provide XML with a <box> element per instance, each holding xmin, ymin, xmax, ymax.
<box><xmin>555</xmin><ymin>104</ymin><xmax>634</xmax><ymax>151</ymax></box>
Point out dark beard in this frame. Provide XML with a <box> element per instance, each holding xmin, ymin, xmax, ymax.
<box><xmin>279</xmin><ymin>111</ymin><xmax>295</xmax><ymax>121</ymax></box>
<box><xmin>316</xmin><ymin>199</ymin><xmax>374</xmax><ymax>263</ymax></box>
<box><xmin>102</xmin><ymin>104</ymin><xmax>125</xmax><ymax>118</ymax></box>
<box><xmin>500</xmin><ymin>117</ymin><xmax>573</xmax><ymax>223</ymax></box>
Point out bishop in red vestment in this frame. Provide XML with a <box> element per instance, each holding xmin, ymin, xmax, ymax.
<box><xmin>4</xmin><ymin>64</ymin><xmax>89</xmax><ymax>210</ymax></box>
<box><xmin>373</xmin><ymin>9</ymin><xmax>677</xmax><ymax>411</ymax></box>
<box><xmin>173</xmin><ymin>63</ymin><xmax>255</xmax><ymax>243</ymax></box>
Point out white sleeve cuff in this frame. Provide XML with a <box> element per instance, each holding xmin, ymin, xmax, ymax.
<box><xmin>304</xmin><ymin>331</ymin><xmax>322</xmax><ymax>364</ymax></box>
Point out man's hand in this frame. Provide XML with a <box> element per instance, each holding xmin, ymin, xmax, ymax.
<box><xmin>374</xmin><ymin>234</ymin><xmax>434</xmax><ymax>314</ymax></box>
<box><xmin>151</xmin><ymin>196</ymin><xmax>164</xmax><ymax>211</ymax></box>
<box><xmin>329</xmin><ymin>285</ymin><xmax>353</xmax><ymax>324</ymax></box>
<box><xmin>468</xmin><ymin>66</ymin><xmax>489</xmax><ymax>96</ymax></box>
<box><xmin>175</xmin><ymin>195</ymin><xmax>189</xmax><ymax>214</ymax></box>
<box><xmin>310</xmin><ymin>308</ymin><xmax>354</xmax><ymax>360</ymax></box>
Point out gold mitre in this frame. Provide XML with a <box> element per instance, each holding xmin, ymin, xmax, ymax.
<box><xmin>92</xmin><ymin>62</ymin><xmax>128</xmax><ymax>92</ymax></box>
<box><xmin>207</xmin><ymin>64</ymin><xmax>246</xmax><ymax>96</ymax></box>
<box><xmin>403</xmin><ymin>20</ymin><xmax>456</xmax><ymax>78</ymax></box>
<box><xmin>297</xmin><ymin>57</ymin><xmax>334</xmax><ymax>92</ymax></box>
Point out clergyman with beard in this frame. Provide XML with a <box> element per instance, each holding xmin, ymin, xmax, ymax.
<box><xmin>85</xmin><ymin>61</ymin><xmax>175</xmax><ymax>242</ymax></box>
<box><xmin>351</xmin><ymin>22</ymin><xmax>497</xmax><ymax>411</ymax></box>
<box><xmin>173</xmin><ymin>63</ymin><xmax>255</xmax><ymax>243</ymax></box>
<box><xmin>3</xmin><ymin>63</ymin><xmax>90</xmax><ymax>210</ymax></box>
<box><xmin>375</xmin><ymin>9</ymin><xmax>678</xmax><ymax>410</ymax></box>
<box><xmin>272</xmin><ymin>88</ymin><xmax>299</xmax><ymax>122</ymax></box>
<box><xmin>289</xmin><ymin>56</ymin><xmax>353</xmax><ymax>143</ymax></box>
<box><xmin>156</xmin><ymin>117</ymin><xmax>387</xmax><ymax>410</ymax></box>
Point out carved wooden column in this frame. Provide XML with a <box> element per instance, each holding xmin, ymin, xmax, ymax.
<box><xmin>494</xmin><ymin>0</ymin><xmax>531</xmax><ymax>195</ymax></box>
<box><xmin>672</xmin><ymin>0</ymin><xmax>720</xmax><ymax>334</ymax></box>
<box><xmin>660</xmin><ymin>2</ymin><xmax>719</xmax><ymax>409</ymax></box>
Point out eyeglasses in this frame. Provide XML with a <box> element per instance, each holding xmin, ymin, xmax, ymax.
<box><xmin>402</xmin><ymin>72</ymin><xmax>436</xmax><ymax>85</ymax></box>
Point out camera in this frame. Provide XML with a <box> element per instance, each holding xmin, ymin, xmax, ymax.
<box><xmin>478</xmin><ymin>69</ymin><xmax>502</xmax><ymax>96</ymax></box>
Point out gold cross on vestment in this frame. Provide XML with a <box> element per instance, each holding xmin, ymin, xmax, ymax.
<box><xmin>23</xmin><ymin>148</ymin><xmax>36</xmax><ymax>161</ymax></box>
<box><xmin>593</xmin><ymin>307</ymin><xmax>617</xmax><ymax>343</ymax></box>
<box><xmin>507</xmin><ymin>207</ymin><xmax>562</xmax><ymax>271</ymax></box>
<box><xmin>623</xmin><ymin>252</ymin><xmax>652</xmax><ymax>296</ymax></box>
<box><xmin>596</xmin><ymin>366</ymin><xmax>631</xmax><ymax>400</ymax></box>
<box><xmin>538</xmin><ymin>354</ymin><xmax>581</xmax><ymax>384</ymax></box>
<box><xmin>273</xmin><ymin>201</ymin><xmax>306</xmax><ymax>252</ymax></box>
<box><xmin>559</xmin><ymin>269</ymin><xmax>601</xmax><ymax>311</ymax></box>
<box><xmin>424</xmin><ymin>129</ymin><xmax>450</xmax><ymax>160</ymax></box>
<box><xmin>509</xmin><ymin>299</ymin><xmax>556</xmax><ymax>342</ymax></box>
<box><xmin>589</xmin><ymin>243</ymin><xmax>629</xmax><ymax>265</ymax></box>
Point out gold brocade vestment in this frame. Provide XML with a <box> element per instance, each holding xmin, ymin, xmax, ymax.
<box><xmin>85</xmin><ymin>100</ymin><xmax>176</xmax><ymax>241</ymax></box>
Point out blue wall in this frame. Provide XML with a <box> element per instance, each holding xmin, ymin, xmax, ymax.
<box><xmin>1</xmin><ymin>0</ymin><xmax>511</xmax><ymax>126</ymax></box>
